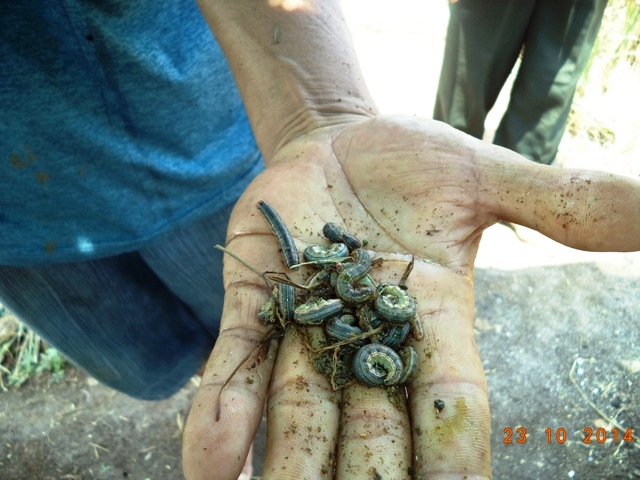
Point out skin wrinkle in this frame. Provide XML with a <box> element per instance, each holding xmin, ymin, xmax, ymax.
<box><xmin>199</xmin><ymin>379</ymin><xmax>266</xmax><ymax>408</ymax></box>
<box><xmin>354</xmin><ymin>199</ymin><xmax>415</xmax><ymax>258</ymax></box>
<box><xmin>338</xmin><ymin>385</ymin><xmax>412</xmax><ymax>473</ymax></box>
<box><xmin>194</xmin><ymin>425</ymin><xmax>255</xmax><ymax>474</ymax></box>
<box><xmin>427</xmin><ymin>472</ymin><xmax>491</xmax><ymax>480</ymax></box>
<box><xmin>334</xmin><ymin>124</ymin><xmax>487</xmax><ymax>274</ymax></box>
<box><xmin>456</xmin><ymin>152</ymin><xmax>498</xmax><ymax>226</ymax></box>
<box><xmin>185</xmin><ymin>335</ymin><xmax>277</xmax><ymax>470</ymax></box>
<box><xmin>322</xmin><ymin>132</ymin><xmax>382</xmax><ymax>245</ymax></box>
<box><xmin>466</xmin><ymin>146</ymin><xmax>486</xmax><ymax>199</ymax></box>
<box><xmin>411</xmin><ymin>379</ymin><xmax>489</xmax><ymax>400</ymax></box>
<box><xmin>339</xmin><ymin>416</ymin><xmax>408</xmax><ymax>441</ymax></box>
<box><xmin>413</xmin><ymin>353</ymin><xmax>487</xmax><ymax>391</ymax></box>
<box><xmin>292</xmin><ymin>141</ymin><xmax>357</xmax><ymax>235</ymax></box>
<box><xmin>424</xmin><ymin>431</ymin><xmax>486</xmax><ymax>458</ymax></box>
<box><xmin>332</xmin><ymin>128</ymin><xmax>414</xmax><ymax>253</ymax></box>
<box><xmin>221</xmin><ymin>280</ymin><xmax>268</xmax><ymax>296</ymax></box>
<box><xmin>267</xmin><ymin>373</ymin><xmax>336</xmax><ymax>403</ymax></box>
<box><xmin>217</xmin><ymin>323</ymin><xmax>271</xmax><ymax>342</ymax></box>
<box><xmin>188</xmin><ymin>372</ymin><xmax>270</xmax><ymax>427</ymax></box>
<box><xmin>268</xmin><ymin>394</ymin><xmax>337</xmax><ymax>411</ymax></box>
<box><xmin>270</xmin><ymin>106</ymin><xmax>321</xmax><ymax>160</ymax></box>
<box><xmin>262</xmin><ymin>341</ymin><xmax>340</xmax><ymax>480</ymax></box>
<box><xmin>266</xmin><ymin>398</ymin><xmax>320</xmax><ymax>408</ymax></box>
<box><xmin>582</xmin><ymin>186</ymin><xmax>611</xmax><ymax>232</ymax></box>
<box><xmin>451</xmin><ymin>223</ymin><xmax>487</xmax><ymax>275</ymax></box>
<box><xmin>222</xmin><ymin>285</ymin><xmax>270</xmax><ymax>318</ymax></box>
<box><xmin>293</xmin><ymin>149</ymin><xmax>343</xmax><ymax>225</ymax></box>
<box><xmin>415</xmin><ymin>423</ymin><xmax>490</xmax><ymax>476</ymax></box>
<box><xmin>418</xmin><ymin>322</ymin><xmax>480</xmax><ymax>360</ymax></box>
<box><xmin>552</xmin><ymin>171</ymin><xmax>601</xmax><ymax>243</ymax></box>
<box><xmin>412</xmin><ymin>273</ymin><xmax>473</xmax><ymax>308</ymax></box>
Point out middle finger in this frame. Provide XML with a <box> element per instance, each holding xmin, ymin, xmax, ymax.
<box><xmin>337</xmin><ymin>381</ymin><xmax>412</xmax><ymax>479</ymax></box>
<box><xmin>262</xmin><ymin>326</ymin><xmax>341</xmax><ymax>479</ymax></box>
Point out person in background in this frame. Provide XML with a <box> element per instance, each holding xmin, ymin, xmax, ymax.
<box><xmin>2</xmin><ymin>2</ymin><xmax>639</xmax><ymax>479</ymax></box>
<box><xmin>434</xmin><ymin>0</ymin><xmax>607</xmax><ymax>165</ymax></box>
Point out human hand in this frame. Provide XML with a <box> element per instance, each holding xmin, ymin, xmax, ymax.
<box><xmin>183</xmin><ymin>115</ymin><xmax>640</xmax><ymax>479</ymax></box>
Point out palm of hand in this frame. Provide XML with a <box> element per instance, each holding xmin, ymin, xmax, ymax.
<box><xmin>184</xmin><ymin>116</ymin><xmax>500</xmax><ymax>479</ymax></box>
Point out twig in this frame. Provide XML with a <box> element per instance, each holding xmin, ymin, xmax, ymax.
<box><xmin>215</xmin><ymin>328</ymin><xmax>281</xmax><ymax>422</ymax></box>
<box><xmin>399</xmin><ymin>255</ymin><xmax>414</xmax><ymax>289</ymax></box>
<box><xmin>273</xmin><ymin>23</ymin><xmax>280</xmax><ymax>44</ymax></box>
<box><xmin>90</xmin><ymin>442</ymin><xmax>108</xmax><ymax>459</ymax></box>
<box><xmin>214</xmin><ymin>245</ymin><xmax>274</xmax><ymax>292</ymax></box>
<box><xmin>569</xmin><ymin>358</ymin><xmax>640</xmax><ymax>450</ymax></box>
<box><xmin>289</xmin><ymin>257</ymin><xmax>350</xmax><ymax>269</ymax></box>
<box><xmin>306</xmin><ymin>325</ymin><xmax>384</xmax><ymax>354</ymax></box>
<box><xmin>330</xmin><ymin>347</ymin><xmax>340</xmax><ymax>391</ymax></box>
<box><xmin>265</xmin><ymin>273</ymin><xmax>310</xmax><ymax>291</ymax></box>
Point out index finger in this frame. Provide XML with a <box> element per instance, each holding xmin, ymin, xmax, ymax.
<box><xmin>182</xmin><ymin>229</ymin><xmax>290</xmax><ymax>479</ymax></box>
<box><xmin>182</xmin><ymin>278</ymin><xmax>277</xmax><ymax>479</ymax></box>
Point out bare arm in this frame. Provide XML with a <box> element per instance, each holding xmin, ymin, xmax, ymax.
<box><xmin>196</xmin><ymin>0</ymin><xmax>377</xmax><ymax>162</ymax></box>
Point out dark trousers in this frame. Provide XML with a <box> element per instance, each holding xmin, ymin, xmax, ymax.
<box><xmin>434</xmin><ymin>0</ymin><xmax>607</xmax><ymax>164</ymax></box>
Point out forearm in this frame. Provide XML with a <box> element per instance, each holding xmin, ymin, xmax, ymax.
<box><xmin>196</xmin><ymin>0</ymin><xmax>378</xmax><ymax>163</ymax></box>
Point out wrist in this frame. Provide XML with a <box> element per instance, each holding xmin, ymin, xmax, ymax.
<box><xmin>197</xmin><ymin>0</ymin><xmax>378</xmax><ymax>161</ymax></box>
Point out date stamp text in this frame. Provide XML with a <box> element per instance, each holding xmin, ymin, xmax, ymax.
<box><xmin>503</xmin><ymin>427</ymin><xmax>634</xmax><ymax>445</ymax></box>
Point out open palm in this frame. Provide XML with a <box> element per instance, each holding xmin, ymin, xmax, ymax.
<box><xmin>183</xmin><ymin>115</ymin><xmax>640</xmax><ymax>479</ymax></box>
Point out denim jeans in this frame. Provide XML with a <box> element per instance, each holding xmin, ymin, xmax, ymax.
<box><xmin>0</xmin><ymin>202</ymin><xmax>234</xmax><ymax>399</ymax></box>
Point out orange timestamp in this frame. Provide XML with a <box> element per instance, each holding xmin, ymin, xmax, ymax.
<box><xmin>503</xmin><ymin>427</ymin><xmax>634</xmax><ymax>444</ymax></box>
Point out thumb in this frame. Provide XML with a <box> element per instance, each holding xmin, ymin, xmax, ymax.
<box><xmin>474</xmin><ymin>140</ymin><xmax>640</xmax><ymax>252</ymax></box>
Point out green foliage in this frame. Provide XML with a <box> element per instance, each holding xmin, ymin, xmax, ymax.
<box><xmin>582</xmin><ymin>0</ymin><xmax>640</xmax><ymax>92</ymax></box>
<box><xmin>569</xmin><ymin>0</ymin><xmax>640</xmax><ymax>146</ymax></box>
<box><xmin>0</xmin><ymin>313</ymin><xmax>67</xmax><ymax>390</ymax></box>
<box><xmin>610</xmin><ymin>0</ymin><xmax>640</xmax><ymax>71</ymax></box>
<box><xmin>35</xmin><ymin>347</ymin><xmax>67</xmax><ymax>383</ymax></box>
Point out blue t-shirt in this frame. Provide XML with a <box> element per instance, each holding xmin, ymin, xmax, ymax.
<box><xmin>0</xmin><ymin>0</ymin><xmax>263</xmax><ymax>266</ymax></box>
